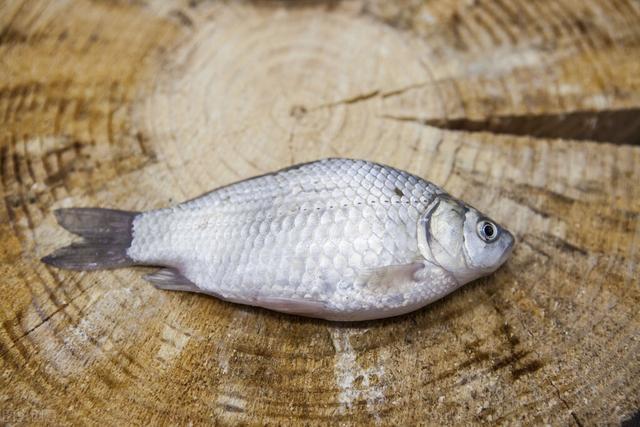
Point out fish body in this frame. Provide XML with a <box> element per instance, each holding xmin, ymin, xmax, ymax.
<box><xmin>43</xmin><ymin>158</ymin><xmax>514</xmax><ymax>321</ymax></box>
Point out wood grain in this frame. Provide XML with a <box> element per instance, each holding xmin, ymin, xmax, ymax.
<box><xmin>1</xmin><ymin>0</ymin><xmax>639</xmax><ymax>425</ymax></box>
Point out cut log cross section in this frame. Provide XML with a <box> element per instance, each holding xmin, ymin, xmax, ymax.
<box><xmin>1</xmin><ymin>1</ymin><xmax>639</xmax><ymax>425</ymax></box>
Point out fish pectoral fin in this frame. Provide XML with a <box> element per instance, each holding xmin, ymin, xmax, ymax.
<box><xmin>144</xmin><ymin>268</ymin><xmax>202</xmax><ymax>293</ymax></box>
<box><xmin>359</xmin><ymin>262</ymin><xmax>427</xmax><ymax>289</ymax></box>
<box><xmin>254</xmin><ymin>296</ymin><xmax>328</xmax><ymax>317</ymax></box>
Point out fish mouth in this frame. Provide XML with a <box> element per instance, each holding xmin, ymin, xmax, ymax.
<box><xmin>498</xmin><ymin>230</ymin><xmax>516</xmax><ymax>265</ymax></box>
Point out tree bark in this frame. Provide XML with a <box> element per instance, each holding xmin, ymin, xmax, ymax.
<box><xmin>1</xmin><ymin>0</ymin><xmax>639</xmax><ymax>425</ymax></box>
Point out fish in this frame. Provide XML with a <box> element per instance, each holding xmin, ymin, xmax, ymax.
<box><xmin>42</xmin><ymin>158</ymin><xmax>514</xmax><ymax>321</ymax></box>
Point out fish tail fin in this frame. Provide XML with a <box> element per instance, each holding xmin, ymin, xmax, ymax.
<box><xmin>42</xmin><ymin>208</ymin><xmax>139</xmax><ymax>271</ymax></box>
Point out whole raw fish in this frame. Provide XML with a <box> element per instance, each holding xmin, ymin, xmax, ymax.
<box><xmin>43</xmin><ymin>158</ymin><xmax>514</xmax><ymax>321</ymax></box>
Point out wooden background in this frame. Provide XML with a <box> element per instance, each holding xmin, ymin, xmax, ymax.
<box><xmin>1</xmin><ymin>0</ymin><xmax>639</xmax><ymax>425</ymax></box>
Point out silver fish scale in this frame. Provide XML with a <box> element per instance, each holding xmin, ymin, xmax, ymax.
<box><xmin>128</xmin><ymin>158</ymin><xmax>446</xmax><ymax>315</ymax></box>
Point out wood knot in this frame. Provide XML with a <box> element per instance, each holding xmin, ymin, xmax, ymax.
<box><xmin>289</xmin><ymin>104</ymin><xmax>307</xmax><ymax>119</ymax></box>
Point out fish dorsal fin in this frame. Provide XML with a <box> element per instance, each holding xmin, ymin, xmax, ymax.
<box><xmin>144</xmin><ymin>268</ymin><xmax>202</xmax><ymax>293</ymax></box>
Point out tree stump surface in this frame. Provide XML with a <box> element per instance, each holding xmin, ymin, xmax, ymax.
<box><xmin>1</xmin><ymin>0</ymin><xmax>639</xmax><ymax>425</ymax></box>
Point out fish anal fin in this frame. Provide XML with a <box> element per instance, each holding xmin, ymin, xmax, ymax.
<box><xmin>144</xmin><ymin>268</ymin><xmax>201</xmax><ymax>293</ymax></box>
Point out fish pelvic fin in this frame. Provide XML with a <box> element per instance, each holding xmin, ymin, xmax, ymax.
<box><xmin>42</xmin><ymin>208</ymin><xmax>139</xmax><ymax>271</ymax></box>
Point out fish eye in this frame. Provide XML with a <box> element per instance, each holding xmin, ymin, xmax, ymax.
<box><xmin>477</xmin><ymin>220</ymin><xmax>499</xmax><ymax>243</ymax></box>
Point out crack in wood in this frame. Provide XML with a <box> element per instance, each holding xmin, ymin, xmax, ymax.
<box><xmin>548</xmin><ymin>378</ymin><xmax>585</xmax><ymax>427</ymax></box>
<box><xmin>309</xmin><ymin>90</ymin><xmax>381</xmax><ymax>111</ymax></box>
<box><xmin>381</xmin><ymin>108</ymin><xmax>640</xmax><ymax>144</ymax></box>
<box><xmin>0</xmin><ymin>280</ymin><xmax>99</xmax><ymax>360</ymax></box>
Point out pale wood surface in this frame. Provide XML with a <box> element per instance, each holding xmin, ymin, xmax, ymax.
<box><xmin>1</xmin><ymin>1</ymin><xmax>639</xmax><ymax>425</ymax></box>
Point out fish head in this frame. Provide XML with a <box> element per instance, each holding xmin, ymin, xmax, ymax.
<box><xmin>417</xmin><ymin>195</ymin><xmax>515</xmax><ymax>285</ymax></box>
